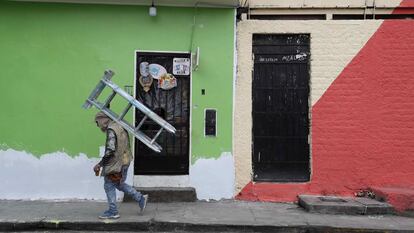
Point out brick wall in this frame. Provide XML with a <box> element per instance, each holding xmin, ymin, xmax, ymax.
<box><xmin>235</xmin><ymin>20</ymin><xmax>382</xmax><ymax>193</ymax></box>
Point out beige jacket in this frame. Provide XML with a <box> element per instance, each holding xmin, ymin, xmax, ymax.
<box><xmin>102</xmin><ymin>122</ymin><xmax>133</xmax><ymax>176</ymax></box>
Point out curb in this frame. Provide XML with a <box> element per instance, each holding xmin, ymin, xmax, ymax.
<box><xmin>0</xmin><ymin>220</ymin><xmax>412</xmax><ymax>233</ymax></box>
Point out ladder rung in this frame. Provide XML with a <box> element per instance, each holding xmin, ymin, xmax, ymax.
<box><xmin>118</xmin><ymin>103</ymin><xmax>132</xmax><ymax>120</ymax></box>
<box><xmin>151</xmin><ymin>128</ymin><xmax>164</xmax><ymax>144</ymax></box>
<box><xmin>82</xmin><ymin>70</ymin><xmax>114</xmax><ymax>109</ymax></box>
<box><xmin>103</xmin><ymin>91</ymin><xmax>116</xmax><ymax>108</ymax></box>
<box><xmin>137</xmin><ymin>131</ymin><xmax>162</xmax><ymax>152</ymax></box>
<box><xmin>135</xmin><ymin>116</ymin><xmax>148</xmax><ymax>131</ymax></box>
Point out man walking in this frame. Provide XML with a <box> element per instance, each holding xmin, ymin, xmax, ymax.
<box><xmin>93</xmin><ymin>111</ymin><xmax>148</xmax><ymax>219</ymax></box>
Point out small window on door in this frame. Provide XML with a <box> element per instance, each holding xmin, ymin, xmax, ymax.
<box><xmin>205</xmin><ymin>109</ymin><xmax>217</xmax><ymax>137</ymax></box>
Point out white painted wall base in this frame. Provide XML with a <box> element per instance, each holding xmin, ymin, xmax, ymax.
<box><xmin>0</xmin><ymin>148</ymin><xmax>234</xmax><ymax>201</ymax></box>
<box><xmin>133</xmin><ymin>175</ymin><xmax>190</xmax><ymax>187</ymax></box>
<box><xmin>190</xmin><ymin>152</ymin><xmax>235</xmax><ymax>200</ymax></box>
<box><xmin>0</xmin><ymin>148</ymin><xmax>121</xmax><ymax>200</ymax></box>
<box><xmin>133</xmin><ymin>152</ymin><xmax>235</xmax><ymax>201</ymax></box>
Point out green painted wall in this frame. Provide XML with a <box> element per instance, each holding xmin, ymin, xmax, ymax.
<box><xmin>0</xmin><ymin>2</ymin><xmax>234</xmax><ymax>162</ymax></box>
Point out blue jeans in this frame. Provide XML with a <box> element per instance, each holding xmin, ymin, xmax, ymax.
<box><xmin>104</xmin><ymin>165</ymin><xmax>143</xmax><ymax>214</ymax></box>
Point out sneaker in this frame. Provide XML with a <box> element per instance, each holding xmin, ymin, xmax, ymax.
<box><xmin>139</xmin><ymin>194</ymin><xmax>148</xmax><ymax>213</ymax></box>
<box><xmin>98</xmin><ymin>211</ymin><xmax>120</xmax><ymax>219</ymax></box>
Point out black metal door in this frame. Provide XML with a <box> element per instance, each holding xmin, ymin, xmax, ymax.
<box><xmin>252</xmin><ymin>34</ymin><xmax>310</xmax><ymax>182</ymax></box>
<box><xmin>135</xmin><ymin>52</ymin><xmax>190</xmax><ymax>175</ymax></box>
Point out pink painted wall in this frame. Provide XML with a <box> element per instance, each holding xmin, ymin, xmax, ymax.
<box><xmin>237</xmin><ymin>1</ymin><xmax>414</xmax><ymax>211</ymax></box>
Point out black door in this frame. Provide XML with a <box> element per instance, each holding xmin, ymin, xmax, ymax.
<box><xmin>135</xmin><ymin>52</ymin><xmax>190</xmax><ymax>175</ymax></box>
<box><xmin>252</xmin><ymin>34</ymin><xmax>310</xmax><ymax>182</ymax></box>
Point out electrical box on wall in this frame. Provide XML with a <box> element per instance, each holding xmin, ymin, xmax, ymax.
<box><xmin>192</xmin><ymin>47</ymin><xmax>200</xmax><ymax>71</ymax></box>
<box><xmin>205</xmin><ymin>109</ymin><xmax>216</xmax><ymax>137</ymax></box>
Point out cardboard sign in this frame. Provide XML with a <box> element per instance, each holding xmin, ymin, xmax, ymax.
<box><xmin>173</xmin><ymin>58</ymin><xmax>190</xmax><ymax>76</ymax></box>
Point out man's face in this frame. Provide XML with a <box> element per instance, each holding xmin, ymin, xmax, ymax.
<box><xmin>96</xmin><ymin>121</ymin><xmax>107</xmax><ymax>133</ymax></box>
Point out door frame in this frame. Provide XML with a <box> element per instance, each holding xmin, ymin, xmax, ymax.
<box><xmin>132</xmin><ymin>50</ymin><xmax>192</xmax><ymax>187</ymax></box>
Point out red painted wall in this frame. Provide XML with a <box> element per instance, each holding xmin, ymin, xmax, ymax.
<box><xmin>237</xmin><ymin>1</ymin><xmax>414</xmax><ymax>211</ymax></box>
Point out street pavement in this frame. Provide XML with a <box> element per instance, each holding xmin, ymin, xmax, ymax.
<box><xmin>0</xmin><ymin>200</ymin><xmax>413</xmax><ymax>232</ymax></box>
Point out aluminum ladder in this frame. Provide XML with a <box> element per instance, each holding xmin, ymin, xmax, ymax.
<box><xmin>82</xmin><ymin>70</ymin><xmax>176</xmax><ymax>153</ymax></box>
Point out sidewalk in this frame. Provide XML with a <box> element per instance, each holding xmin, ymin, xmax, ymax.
<box><xmin>0</xmin><ymin>200</ymin><xmax>413</xmax><ymax>232</ymax></box>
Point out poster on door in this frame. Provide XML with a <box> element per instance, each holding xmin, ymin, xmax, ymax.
<box><xmin>173</xmin><ymin>58</ymin><xmax>190</xmax><ymax>76</ymax></box>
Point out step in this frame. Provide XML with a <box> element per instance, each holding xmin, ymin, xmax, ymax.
<box><xmin>298</xmin><ymin>195</ymin><xmax>394</xmax><ymax>215</ymax></box>
<box><xmin>123</xmin><ymin>187</ymin><xmax>197</xmax><ymax>203</ymax></box>
<box><xmin>370</xmin><ymin>186</ymin><xmax>414</xmax><ymax>215</ymax></box>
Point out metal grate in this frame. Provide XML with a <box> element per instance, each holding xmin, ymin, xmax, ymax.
<box><xmin>134</xmin><ymin>52</ymin><xmax>190</xmax><ymax>175</ymax></box>
<box><xmin>252</xmin><ymin>34</ymin><xmax>310</xmax><ymax>182</ymax></box>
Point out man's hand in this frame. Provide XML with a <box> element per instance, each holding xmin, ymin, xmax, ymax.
<box><xmin>93</xmin><ymin>164</ymin><xmax>101</xmax><ymax>176</ymax></box>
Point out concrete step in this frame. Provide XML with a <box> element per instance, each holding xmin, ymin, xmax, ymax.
<box><xmin>123</xmin><ymin>187</ymin><xmax>197</xmax><ymax>202</ymax></box>
<box><xmin>370</xmin><ymin>186</ymin><xmax>414</xmax><ymax>216</ymax></box>
<box><xmin>298</xmin><ymin>195</ymin><xmax>394</xmax><ymax>215</ymax></box>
